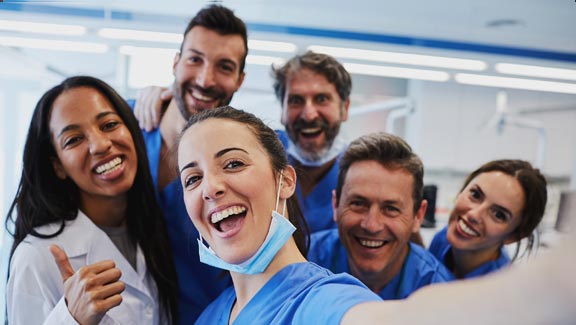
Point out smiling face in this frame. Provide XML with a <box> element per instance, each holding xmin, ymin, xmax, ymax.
<box><xmin>447</xmin><ymin>171</ymin><xmax>525</xmax><ymax>253</ymax></box>
<box><xmin>178</xmin><ymin>118</ymin><xmax>284</xmax><ymax>264</ymax></box>
<box><xmin>281</xmin><ymin>68</ymin><xmax>349</xmax><ymax>162</ymax></box>
<box><xmin>334</xmin><ymin>160</ymin><xmax>425</xmax><ymax>281</ymax></box>
<box><xmin>49</xmin><ymin>86</ymin><xmax>137</xmax><ymax>206</ymax></box>
<box><xmin>172</xmin><ymin>26</ymin><xmax>245</xmax><ymax>120</ymax></box>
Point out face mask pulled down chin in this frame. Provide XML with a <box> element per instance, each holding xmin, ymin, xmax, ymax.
<box><xmin>286</xmin><ymin>134</ymin><xmax>346</xmax><ymax>167</ymax></box>
<box><xmin>197</xmin><ymin>170</ymin><xmax>295</xmax><ymax>275</ymax></box>
<box><xmin>198</xmin><ymin>210</ymin><xmax>296</xmax><ymax>274</ymax></box>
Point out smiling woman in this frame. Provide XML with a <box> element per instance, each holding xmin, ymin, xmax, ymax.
<box><xmin>428</xmin><ymin>159</ymin><xmax>548</xmax><ymax>279</ymax></box>
<box><xmin>177</xmin><ymin>106</ymin><xmax>380</xmax><ymax>324</ymax></box>
<box><xmin>4</xmin><ymin>76</ymin><xmax>178</xmax><ymax>324</ymax></box>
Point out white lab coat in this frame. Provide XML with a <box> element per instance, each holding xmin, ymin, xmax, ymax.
<box><xmin>7</xmin><ymin>210</ymin><xmax>160</xmax><ymax>325</ymax></box>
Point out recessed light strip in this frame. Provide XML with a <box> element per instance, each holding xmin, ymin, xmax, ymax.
<box><xmin>0</xmin><ymin>36</ymin><xmax>107</xmax><ymax>53</ymax></box>
<box><xmin>344</xmin><ymin>63</ymin><xmax>450</xmax><ymax>82</ymax></box>
<box><xmin>99</xmin><ymin>28</ymin><xmax>182</xmax><ymax>43</ymax></box>
<box><xmin>495</xmin><ymin>63</ymin><xmax>576</xmax><ymax>81</ymax></box>
<box><xmin>455</xmin><ymin>73</ymin><xmax>576</xmax><ymax>94</ymax></box>
<box><xmin>310</xmin><ymin>45</ymin><xmax>487</xmax><ymax>71</ymax></box>
<box><xmin>0</xmin><ymin>20</ymin><xmax>86</xmax><ymax>36</ymax></box>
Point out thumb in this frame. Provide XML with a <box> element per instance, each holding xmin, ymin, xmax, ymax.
<box><xmin>49</xmin><ymin>244</ymin><xmax>75</xmax><ymax>282</ymax></box>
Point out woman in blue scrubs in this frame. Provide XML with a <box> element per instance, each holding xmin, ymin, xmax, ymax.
<box><xmin>177</xmin><ymin>106</ymin><xmax>380</xmax><ymax>324</ymax></box>
<box><xmin>428</xmin><ymin>159</ymin><xmax>547</xmax><ymax>279</ymax></box>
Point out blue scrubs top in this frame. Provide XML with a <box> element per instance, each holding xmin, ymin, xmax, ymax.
<box><xmin>276</xmin><ymin>130</ymin><xmax>340</xmax><ymax>233</ymax></box>
<box><xmin>429</xmin><ymin>226</ymin><xmax>510</xmax><ymax>279</ymax></box>
<box><xmin>196</xmin><ymin>262</ymin><xmax>381</xmax><ymax>324</ymax></box>
<box><xmin>308</xmin><ymin>229</ymin><xmax>453</xmax><ymax>300</ymax></box>
<box><xmin>134</xmin><ymin>105</ymin><xmax>231</xmax><ymax>324</ymax></box>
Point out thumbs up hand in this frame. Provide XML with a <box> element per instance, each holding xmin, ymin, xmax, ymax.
<box><xmin>49</xmin><ymin>245</ymin><xmax>126</xmax><ymax>325</ymax></box>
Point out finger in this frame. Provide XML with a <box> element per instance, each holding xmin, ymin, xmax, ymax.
<box><xmin>160</xmin><ymin>88</ymin><xmax>173</xmax><ymax>101</ymax></box>
<box><xmin>91</xmin><ymin>293</ymin><xmax>123</xmax><ymax>314</ymax></box>
<box><xmin>77</xmin><ymin>260</ymin><xmax>117</xmax><ymax>280</ymax></box>
<box><xmin>86</xmin><ymin>267</ymin><xmax>122</xmax><ymax>288</ymax></box>
<box><xmin>91</xmin><ymin>281</ymin><xmax>126</xmax><ymax>301</ymax></box>
<box><xmin>49</xmin><ymin>245</ymin><xmax>75</xmax><ymax>282</ymax></box>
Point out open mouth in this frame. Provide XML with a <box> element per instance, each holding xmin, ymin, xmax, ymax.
<box><xmin>356</xmin><ymin>237</ymin><xmax>389</xmax><ymax>249</ymax></box>
<box><xmin>299</xmin><ymin>127</ymin><xmax>323</xmax><ymax>139</ymax></box>
<box><xmin>458</xmin><ymin>218</ymin><xmax>480</xmax><ymax>237</ymax></box>
<box><xmin>94</xmin><ymin>157</ymin><xmax>122</xmax><ymax>175</ymax></box>
<box><xmin>191</xmin><ymin>90</ymin><xmax>216</xmax><ymax>102</ymax></box>
<box><xmin>211</xmin><ymin>206</ymin><xmax>247</xmax><ymax>232</ymax></box>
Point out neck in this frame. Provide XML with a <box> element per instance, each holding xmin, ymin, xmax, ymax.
<box><xmin>450</xmin><ymin>246</ymin><xmax>501</xmax><ymax>278</ymax></box>
<box><xmin>349</xmin><ymin>244</ymin><xmax>409</xmax><ymax>293</ymax></box>
<box><xmin>229</xmin><ymin>238</ymin><xmax>306</xmax><ymax>323</ymax></box>
<box><xmin>294</xmin><ymin>157</ymin><xmax>337</xmax><ymax>196</ymax></box>
<box><xmin>80</xmin><ymin>194</ymin><xmax>127</xmax><ymax>227</ymax></box>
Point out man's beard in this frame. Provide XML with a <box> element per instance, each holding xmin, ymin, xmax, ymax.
<box><xmin>173</xmin><ymin>81</ymin><xmax>233</xmax><ymax>120</ymax></box>
<box><xmin>288</xmin><ymin>118</ymin><xmax>341</xmax><ymax>162</ymax></box>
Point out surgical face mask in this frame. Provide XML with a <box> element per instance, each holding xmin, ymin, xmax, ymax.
<box><xmin>197</xmin><ymin>171</ymin><xmax>296</xmax><ymax>274</ymax></box>
<box><xmin>286</xmin><ymin>134</ymin><xmax>346</xmax><ymax>167</ymax></box>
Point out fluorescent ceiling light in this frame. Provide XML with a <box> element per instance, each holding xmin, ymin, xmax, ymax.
<box><xmin>120</xmin><ymin>45</ymin><xmax>177</xmax><ymax>56</ymax></box>
<box><xmin>455</xmin><ymin>73</ymin><xmax>576</xmax><ymax>94</ymax></box>
<box><xmin>246</xmin><ymin>55</ymin><xmax>286</xmax><ymax>66</ymax></box>
<box><xmin>0</xmin><ymin>20</ymin><xmax>86</xmax><ymax>35</ymax></box>
<box><xmin>0</xmin><ymin>36</ymin><xmax>107</xmax><ymax>53</ymax></box>
<box><xmin>248</xmin><ymin>40</ymin><xmax>297</xmax><ymax>53</ymax></box>
<box><xmin>99</xmin><ymin>28</ymin><xmax>182</xmax><ymax>43</ymax></box>
<box><xmin>344</xmin><ymin>63</ymin><xmax>450</xmax><ymax>82</ymax></box>
<box><xmin>495</xmin><ymin>63</ymin><xmax>576</xmax><ymax>81</ymax></box>
<box><xmin>309</xmin><ymin>45</ymin><xmax>487</xmax><ymax>71</ymax></box>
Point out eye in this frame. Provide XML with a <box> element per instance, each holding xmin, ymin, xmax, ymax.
<box><xmin>469</xmin><ymin>187</ymin><xmax>482</xmax><ymax>200</ymax></box>
<box><xmin>184</xmin><ymin>174</ymin><xmax>202</xmax><ymax>188</ymax></box>
<box><xmin>186</xmin><ymin>55</ymin><xmax>202</xmax><ymax>64</ymax></box>
<box><xmin>63</xmin><ymin>135</ymin><xmax>83</xmax><ymax>148</ymax></box>
<box><xmin>219</xmin><ymin>62</ymin><xmax>235</xmax><ymax>73</ymax></box>
<box><xmin>349</xmin><ymin>199</ymin><xmax>368</xmax><ymax>212</ymax></box>
<box><xmin>224</xmin><ymin>160</ymin><xmax>245</xmax><ymax>169</ymax></box>
<box><xmin>287</xmin><ymin>96</ymin><xmax>304</xmax><ymax>106</ymax></box>
<box><xmin>492</xmin><ymin>208</ymin><xmax>510</xmax><ymax>222</ymax></box>
<box><xmin>315</xmin><ymin>94</ymin><xmax>329</xmax><ymax>104</ymax></box>
<box><xmin>102</xmin><ymin>121</ymin><xmax>120</xmax><ymax>131</ymax></box>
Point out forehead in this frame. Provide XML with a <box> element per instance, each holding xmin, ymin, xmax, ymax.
<box><xmin>49</xmin><ymin>87</ymin><xmax>114</xmax><ymax>129</ymax></box>
<box><xmin>178</xmin><ymin>118</ymin><xmax>265</xmax><ymax>163</ymax></box>
<box><xmin>467</xmin><ymin>171</ymin><xmax>525</xmax><ymax>216</ymax></box>
<box><xmin>342</xmin><ymin>160</ymin><xmax>414</xmax><ymax>204</ymax></box>
<box><xmin>286</xmin><ymin>68</ymin><xmax>337</xmax><ymax>95</ymax></box>
<box><xmin>182</xmin><ymin>26</ymin><xmax>245</xmax><ymax>64</ymax></box>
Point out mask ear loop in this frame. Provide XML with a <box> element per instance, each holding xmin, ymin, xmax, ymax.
<box><xmin>275</xmin><ymin>170</ymin><xmax>286</xmax><ymax>217</ymax></box>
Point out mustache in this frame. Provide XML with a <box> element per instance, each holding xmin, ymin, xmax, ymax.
<box><xmin>292</xmin><ymin>118</ymin><xmax>328</xmax><ymax>132</ymax></box>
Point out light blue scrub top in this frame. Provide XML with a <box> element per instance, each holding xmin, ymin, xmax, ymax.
<box><xmin>309</xmin><ymin>228</ymin><xmax>453</xmax><ymax>300</ymax></box>
<box><xmin>196</xmin><ymin>262</ymin><xmax>381</xmax><ymax>324</ymax></box>
<box><xmin>429</xmin><ymin>226</ymin><xmax>510</xmax><ymax>279</ymax></box>
<box><xmin>132</xmin><ymin>101</ymin><xmax>232</xmax><ymax>324</ymax></box>
<box><xmin>276</xmin><ymin>130</ymin><xmax>340</xmax><ymax>233</ymax></box>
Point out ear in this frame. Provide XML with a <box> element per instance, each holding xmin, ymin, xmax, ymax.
<box><xmin>279</xmin><ymin>165</ymin><xmax>297</xmax><ymax>199</ymax></box>
<box><xmin>332</xmin><ymin>190</ymin><xmax>339</xmax><ymax>223</ymax></box>
<box><xmin>412</xmin><ymin>199</ymin><xmax>428</xmax><ymax>233</ymax></box>
<box><xmin>341</xmin><ymin>98</ymin><xmax>351</xmax><ymax>122</ymax></box>
<box><xmin>236</xmin><ymin>71</ymin><xmax>246</xmax><ymax>90</ymax></box>
<box><xmin>50</xmin><ymin>157</ymin><xmax>67</xmax><ymax>180</ymax></box>
<box><xmin>172</xmin><ymin>52</ymin><xmax>181</xmax><ymax>76</ymax></box>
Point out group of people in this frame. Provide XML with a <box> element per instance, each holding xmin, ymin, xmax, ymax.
<box><xmin>4</xmin><ymin>4</ymin><xmax>569</xmax><ymax>325</ymax></box>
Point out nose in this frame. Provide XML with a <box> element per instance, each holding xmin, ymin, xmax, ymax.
<box><xmin>202</xmin><ymin>173</ymin><xmax>225</xmax><ymax>201</ymax></box>
<box><xmin>88</xmin><ymin>132</ymin><xmax>112</xmax><ymax>155</ymax></box>
<box><xmin>300</xmin><ymin>101</ymin><xmax>320</xmax><ymax>122</ymax></box>
<box><xmin>360</xmin><ymin>205</ymin><xmax>384</xmax><ymax>233</ymax></box>
<box><xmin>466</xmin><ymin>203</ymin><xmax>487</xmax><ymax>225</ymax></box>
<box><xmin>196</xmin><ymin>64</ymin><xmax>216</xmax><ymax>89</ymax></box>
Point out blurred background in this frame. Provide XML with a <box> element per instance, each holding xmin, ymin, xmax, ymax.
<box><xmin>1</xmin><ymin>0</ymin><xmax>575</xmax><ymax>317</ymax></box>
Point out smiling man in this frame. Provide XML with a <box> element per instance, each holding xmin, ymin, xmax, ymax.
<box><xmin>273</xmin><ymin>51</ymin><xmax>351</xmax><ymax>233</ymax></box>
<box><xmin>307</xmin><ymin>132</ymin><xmax>453</xmax><ymax>300</ymax></box>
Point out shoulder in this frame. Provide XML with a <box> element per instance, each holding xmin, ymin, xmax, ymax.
<box><xmin>308</xmin><ymin>229</ymin><xmax>340</xmax><ymax>262</ymax></box>
<box><xmin>408</xmin><ymin>242</ymin><xmax>454</xmax><ymax>282</ymax></box>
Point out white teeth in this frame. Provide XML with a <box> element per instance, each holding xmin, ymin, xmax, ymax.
<box><xmin>211</xmin><ymin>206</ymin><xmax>246</xmax><ymax>224</ymax></box>
<box><xmin>459</xmin><ymin>219</ymin><xmax>480</xmax><ymax>237</ymax></box>
<box><xmin>300</xmin><ymin>127</ymin><xmax>322</xmax><ymax>134</ymax></box>
<box><xmin>359</xmin><ymin>239</ymin><xmax>386</xmax><ymax>248</ymax></box>
<box><xmin>95</xmin><ymin>157</ymin><xmax>122</xmax><ymax>175</ymax></box>
<box><xmin>192</xmin><ymin>91</ymin><xmax>214</xmax><ymax>102</ymax></box>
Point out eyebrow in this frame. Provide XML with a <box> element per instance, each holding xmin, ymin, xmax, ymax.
<box><xmin>57</xmin><ymin>111</ymin><xmax>118</xmax><ymax>138</ymax></box>
<box><xmin>179</xmin><ymin>147</ymin><xmax>248</xmax><ymax>174</ymax></box>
